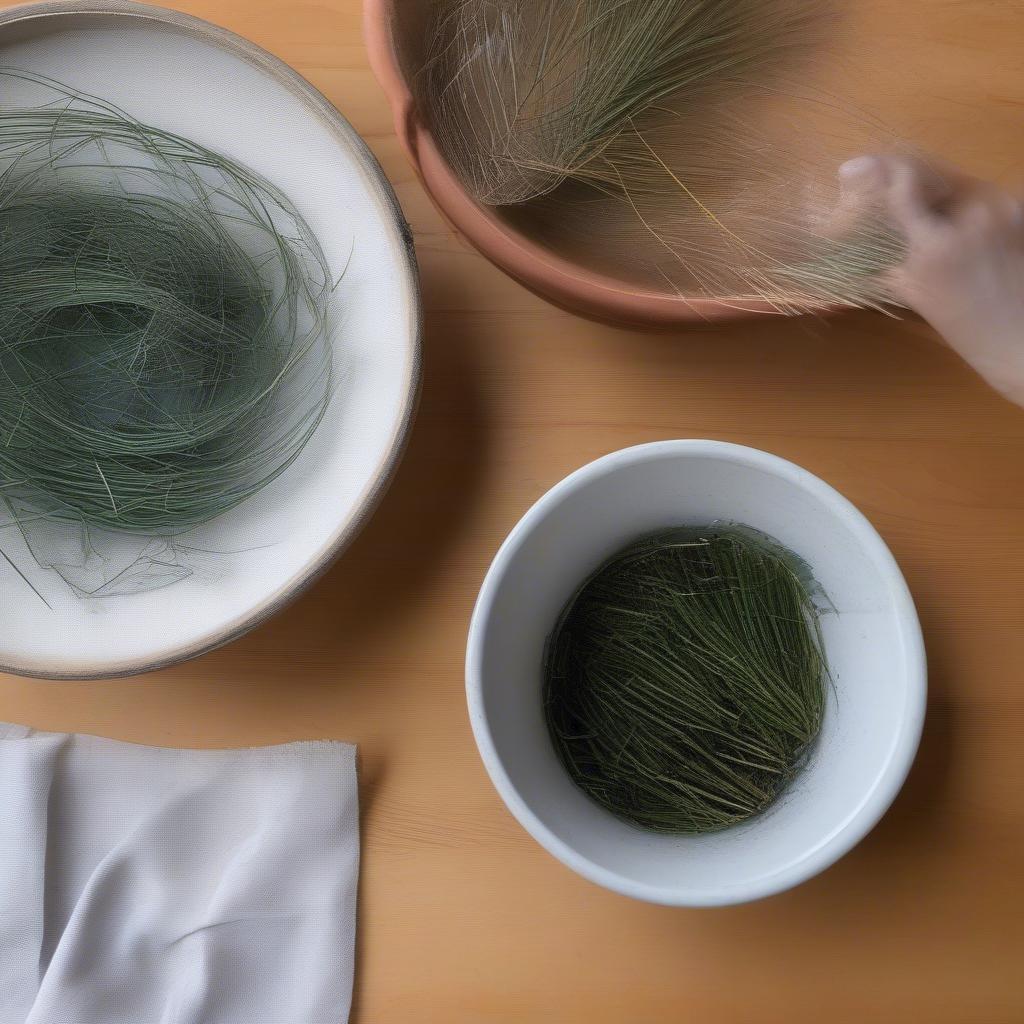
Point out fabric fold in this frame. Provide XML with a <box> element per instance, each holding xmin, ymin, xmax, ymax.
<box><xmin>0</xmin><ymin>725</ymin><xmax>359</xmax><ymax>1024</ymax></box>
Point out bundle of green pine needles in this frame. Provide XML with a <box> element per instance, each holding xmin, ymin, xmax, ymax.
<box><xmin>0</xmin><ymin>70</ymin><xmax>333</xmax><ymax>592</ymax></box>
<box><xmin>411</xmin><ymin>0</ymin><xmax>905</xmax><ymax>312</ymax></box>
<box><xmin>544</xmin><ymin>528</ymin><xmax>827</xmax><ymax>834</ymax></box>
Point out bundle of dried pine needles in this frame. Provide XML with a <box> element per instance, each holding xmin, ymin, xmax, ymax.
<box><xmin>0</xmin><ymin>71</ymin><xmax>333</xmax><ymax>596</ymax></box>
<box><xmin>544</xmin><ymin>529</ymin><xmax>827</xmax><ymax>833</ymax></box>
<box><xmin>410</xmin><ymin>0</ymin><xmax>904</xmax><ymax>312</ymax></box>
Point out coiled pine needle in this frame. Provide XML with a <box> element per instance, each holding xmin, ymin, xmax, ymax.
<box><xmin>0</xmin><ymin>70</ymin><xmax>333</xmax><ymax>544</ymax></box>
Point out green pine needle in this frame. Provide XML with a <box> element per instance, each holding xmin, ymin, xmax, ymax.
<box><xmin>0</xmin><ymin>69</ymin><xmax>333</xmax><ymax>539</ymax></box>
<box><xmin>544</xmin><ymin>527</ymin><xmax>828</xmax><ymax>834</ymax></box>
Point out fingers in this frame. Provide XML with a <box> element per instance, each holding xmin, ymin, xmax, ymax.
<box><xmin>838</xmin><ymin>155</ymin><xmax>888</xmax><ymax>195</ymax></box>
<box><xmin>838</xmin><ymin>153</ymin><xmax>959</xmax><ymax>238</ymax></box>
<box><xmin>993</xmin><ymin>191</ymin><xmax>1024</xmax><ymax>227</ymax></box>
<box><xmin>889</xmin><ymin>160</ymin><xmax>939</xmax><ymax>228</ymax></box>
<box><xmin>954</xmin><ymin>186</ymin><xmax>1024</xmax><ymax>234</ymax></box>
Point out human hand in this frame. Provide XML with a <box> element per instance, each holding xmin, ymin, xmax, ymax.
<box><xmin>840</xmin><ymin>153</ymin><xmax>1024</xmax><ymax>405</ymax></box>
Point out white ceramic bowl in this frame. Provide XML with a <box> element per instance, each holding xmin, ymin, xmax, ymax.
<box><xmin>0</xmin><ymin>2</ymin><xmax>420</xmax><ymax>678</ymax></box>
<box><xmin>466</xmin><ymin>441</ymin><xmax>926</xmax><ymax>906</ymax></box>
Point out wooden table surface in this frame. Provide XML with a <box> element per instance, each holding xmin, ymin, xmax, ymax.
<box><xmin>1</xmin><ymin>1</ymin><xmax>1023</xmax><ymax>1020</ymax></box>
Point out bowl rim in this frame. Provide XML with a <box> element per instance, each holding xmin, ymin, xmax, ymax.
<box><xmin>0</xmin><ymin>0</ymin><xmax>422</xmax><ymax>680</ymax></box>
<box><xmin>363</xmin><ymin>0</ymin><xmax>838</xmax><ymax>326</ymax></box>
<box><xmin>465</xmin><ymin>440</ymin><xmax>927</xmax><ymax>906</ymax></box>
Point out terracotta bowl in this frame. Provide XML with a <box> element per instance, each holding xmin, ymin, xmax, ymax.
<box><xmin>363</xmin><ymin>0</ymin><xmax>792</xmax><ymax>325</ymax></box>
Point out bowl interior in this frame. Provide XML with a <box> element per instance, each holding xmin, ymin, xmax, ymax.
<box><xmin>470</xmin><ymin>444</ymin><xmax>923</xmax><ymax>902</ymax></box>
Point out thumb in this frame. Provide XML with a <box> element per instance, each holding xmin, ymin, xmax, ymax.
<box><xmin>887</xmin><ymin>160</ymin><xmax>941</xmax><ymax>236</ymax></box>
<box><xmin>839</xmin><ymin>154</ymin><xmax>953</xmax><ymax>238</ymax></box>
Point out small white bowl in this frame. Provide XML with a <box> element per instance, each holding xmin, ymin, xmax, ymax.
<box><xmin>466</xmin><ymin>440</ymin><xmax>926</xmax><ymax>906</ymax></box>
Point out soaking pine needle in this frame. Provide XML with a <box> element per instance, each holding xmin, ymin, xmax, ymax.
<box><xmin>419</xmin><ymin>0</ymin><xmax>823</xmax><ymax>204</ymax></box>
<box><xmin>0</xmin><ymin>70</ymin><xmax>333</xmax><ymax>557</ymax></box>
<box><xmin>544</xmin><ymin>529</ymin><xmax>827</xmax><ymax>834</ymax></box>
<box><xmin>413</xmin><ymin>0</ymin><xmax>905</xmax><ymax>311</ymax></box>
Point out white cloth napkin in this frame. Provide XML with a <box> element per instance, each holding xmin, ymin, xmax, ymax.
<box><xmin>0</xmin><ymin>724</ymin><xmax>359</xmax><ymax>1024</ymax></box>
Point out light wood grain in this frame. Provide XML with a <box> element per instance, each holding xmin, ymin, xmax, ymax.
<box><xmin>0</xmin><ymin>1</ymin><xmax>1022</xmax><ymax>1020</ymax></box>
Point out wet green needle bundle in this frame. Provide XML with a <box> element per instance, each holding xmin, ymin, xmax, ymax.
<box><xmin>544</xmin><ymin>529</ymin><xmax>827</xmax><ymax>834</ymax></box>
<box><xmin>0</xmin><ymin>71</ymin><xmax>332</xmax><ymax>560</ymax></box>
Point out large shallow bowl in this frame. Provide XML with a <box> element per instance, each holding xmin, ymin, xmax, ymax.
<box><xmin>0</xmin><ymin>1</ymin><xmax>420</xmax><ymax>678</ymax></box>
<box><xmin>466</xmin><ymin>441</ymin><xmax>927</xmax><ymax>905</ymax></box>
<box><xmin>364</xmin><ymin>0</ymin><xmax>788</xmax><ymax>325</ymax></box>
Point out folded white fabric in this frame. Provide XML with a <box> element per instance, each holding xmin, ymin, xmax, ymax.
<box><xmin>0</xmin><ymin>724</ymin><xmax>359</xmax><ymax>1024</ymax></box>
